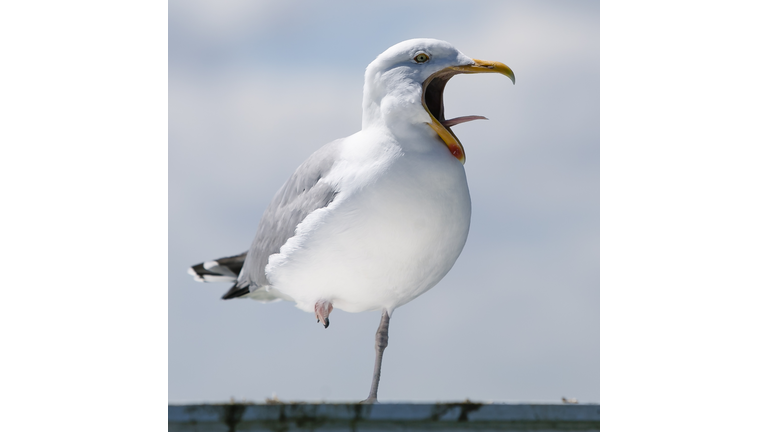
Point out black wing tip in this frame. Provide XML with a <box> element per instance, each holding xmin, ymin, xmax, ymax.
<box><xmin>189</xmin><ymin>262</ymin><xmax>216</xmax><ymax>277</ymax></box>
<box><xmin>188</xmin><ymin>251</ymin><xmax>248</xmax><ymax>283</ymax></box>
<box><xmin>221</xmin><ymin>285</ymin><xmax>251</xmax><ymax>300</ymax></box>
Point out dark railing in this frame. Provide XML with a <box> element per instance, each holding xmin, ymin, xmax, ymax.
<box><xmin>169</xmin><ymin>402</ymin><xmax>600</xmax><ymax>431</ymax></box>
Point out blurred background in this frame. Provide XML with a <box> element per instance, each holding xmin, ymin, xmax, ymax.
<box><xmin>169</xmin><ymin>0</ymin><xmax>598</xmax><ymax>403</ymax></box>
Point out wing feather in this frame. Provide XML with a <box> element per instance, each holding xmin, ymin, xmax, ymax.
<box><xmin>237</xmin><ymin>140</ymin><xmax>342</xmax><ymax>289</ymax></box>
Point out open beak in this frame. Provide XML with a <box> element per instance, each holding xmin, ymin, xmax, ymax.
<box><xmin>422</xmin><ymin>58</ymin><xmax>515</xmax><ymax>164</ymax></box>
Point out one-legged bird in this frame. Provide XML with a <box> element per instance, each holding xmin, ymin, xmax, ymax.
<box><xmin>189</xmin><ymin>38</ymin><xmax>514</xmax><ymax>402</ymax></box>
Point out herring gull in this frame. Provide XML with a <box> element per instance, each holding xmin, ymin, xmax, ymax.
<box><xmin>189</xmin><ymin>38</ymin><xmax>514</xmax><ymax>403</ymax></box>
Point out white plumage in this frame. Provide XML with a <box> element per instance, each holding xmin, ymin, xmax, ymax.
<box><xmin>265</xmin><ymin>126</ymin><xmax>471</xmax><ymax>314</ymax></box>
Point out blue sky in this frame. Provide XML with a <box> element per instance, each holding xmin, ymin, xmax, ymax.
<box><xmin>169</xmin><ymin>0</ymin><xmax>599</xmax><ymax>403</ymax></box>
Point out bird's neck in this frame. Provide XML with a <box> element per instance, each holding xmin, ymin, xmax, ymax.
<box><xmin>362</xmin><ymin>73</ymin><xmax>431</xmax><ymax>132</ymax></box>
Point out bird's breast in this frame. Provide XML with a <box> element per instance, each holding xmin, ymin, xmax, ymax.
<box><xmin>265</xmin><ymin>138</ymin><xmax>471</xmax><ymax>314</ymax></box>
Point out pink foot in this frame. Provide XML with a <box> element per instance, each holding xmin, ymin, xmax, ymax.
<box><xmin>314</xmin><ymin>300</ymin><xmax>333</xmax><ymax>328</ymax></box>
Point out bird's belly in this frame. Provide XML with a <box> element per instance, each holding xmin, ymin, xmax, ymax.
<box><xmin>265</xmin><ymin>159</ymin><xmax>471</xmax><ymax>313</ymax></box>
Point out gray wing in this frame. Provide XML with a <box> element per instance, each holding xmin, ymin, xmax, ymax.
<box><xmin>237</xmin><ymin>139</ymin><xmax>342</xmax><ymax>289</ymax></box>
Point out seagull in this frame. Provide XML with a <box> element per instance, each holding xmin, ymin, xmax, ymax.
<box><xmin>188</xmin><ymin>38</ymin><xmax>514</xmax><ymax>403</ymax></box>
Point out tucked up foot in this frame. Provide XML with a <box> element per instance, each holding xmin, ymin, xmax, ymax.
<box><xmin>314</xmin><ymin>300</ymin><xmax>333</xmax><ymax>328</ymax></box>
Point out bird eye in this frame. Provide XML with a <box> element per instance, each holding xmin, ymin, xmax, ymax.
<box><xmin>414</xmin><ymin>53</ymin><xmax>430</xmax><ymax>63</ymax></box>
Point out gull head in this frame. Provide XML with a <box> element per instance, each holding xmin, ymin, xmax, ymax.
<box><xmin>362</xmin><ymin>38</ymin><xmax>514</xmax><ymax>163</ymax></box>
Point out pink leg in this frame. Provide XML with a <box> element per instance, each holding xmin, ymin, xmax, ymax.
<box><xmin>314</xmin><ymin>300</ymin><xmax>333</xmax><ymax>328</ymax></box>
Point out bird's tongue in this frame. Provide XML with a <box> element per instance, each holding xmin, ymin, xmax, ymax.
<box><xmin>440</xmin><ymin>115</ymin><xmax>488</xmax><ymax>128</ymax></box>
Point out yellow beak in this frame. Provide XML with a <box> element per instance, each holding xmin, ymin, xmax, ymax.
<box><xmin>449</xmin><ymin>59</ymin><xmax>516</xmax><ymax>84</ymax></box>
<box><xmin>424</xmin><ymin>58</ymin><xmax>515</xmax><ymax>164</ymax></box>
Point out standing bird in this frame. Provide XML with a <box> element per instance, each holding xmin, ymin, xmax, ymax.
<box><xmin>188</xmin><ymin>38</ymin><xmax>514</xmax><ymax>403</ymax></box>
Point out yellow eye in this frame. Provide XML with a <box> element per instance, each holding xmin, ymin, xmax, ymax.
<box><xmin>414</xmin><ymin>53</ymin><xmax>429</xmax><ymax>63</ymax></box>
